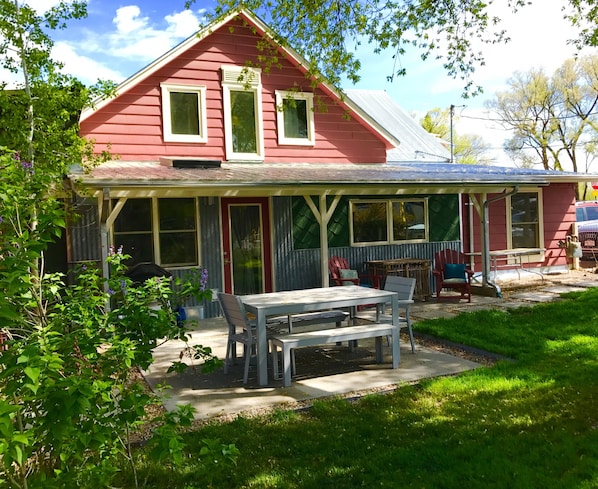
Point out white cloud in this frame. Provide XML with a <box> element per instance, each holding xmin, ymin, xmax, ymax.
<box><xmin>165</xmin><ymin>9</ymin><xmax>204</xmax><ymax>38</ymax></box>
<box><xmin>113</xmin><ymin>6</ymin><xmax>149</xmax><ymax>34</ymax></box>
<box><xmin>52</xmin><ymin>42</ymin><xmax>124</xmax><ymax>84</ymax></box>
<box><xmin>49</xmin><ymin>5</ymin><xmax>207</xmax><ymax>83</ymax></box>
<box><xmin>25</xmin><ymin>0</ymin><xmax>65</xmax><ymax>14</ymax></box>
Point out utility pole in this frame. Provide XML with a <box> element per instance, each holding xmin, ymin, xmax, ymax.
<box><xmin>449</xmin><ymin>104</ymin><xmax>465</xmax><ymax>163</ymax></box>
<box><xmin>450</xmin><ymin>104</ymin><xmax>455</xmax><ymax>163</ymax></box>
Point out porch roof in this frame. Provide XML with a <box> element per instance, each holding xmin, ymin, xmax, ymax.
<box><xmin>71</xmin><ymin>160</ymin><xmax>594</xmax><ymax>198</ymax></box>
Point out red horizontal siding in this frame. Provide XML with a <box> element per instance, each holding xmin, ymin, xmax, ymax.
<box><xmin>80</xmin><ymin>17</ymin><xmax>389</xmax><ymax>164</ymax></box>
<box><xmin>462</xmin><ymin>184</ymin><xmax>574</xmax><ymax>271</ymax></box>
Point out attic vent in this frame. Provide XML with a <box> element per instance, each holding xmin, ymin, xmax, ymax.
<box><xmin>160</xmin><ymin>157</ymin><xmax>221</xmax><ymax>169</ymax></box>
<box><xmin>221</xmin><ymin>65</ymin><xmax>261</xmax><ymax>86</ymax></box>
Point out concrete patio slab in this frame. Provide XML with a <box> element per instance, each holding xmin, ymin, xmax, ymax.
<box><xmin>142</xmin><ymin>268</ymin><xmax>597</xmax><ymax>421</ymax></box>
<box><xmin>143</xmin><ymin>326</ymin><xmax>480</xmax><ymax>421</ymax></box>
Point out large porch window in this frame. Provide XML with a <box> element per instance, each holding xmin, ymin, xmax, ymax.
<box><xmin>350</xmin><ymin>199</ymin><xmax>428</xmax><ymax>245</ymax></box>
<box><xmin>112</xmin><ymin>198</ymin><xmax>198</xmax><ymax>267</ymax></box>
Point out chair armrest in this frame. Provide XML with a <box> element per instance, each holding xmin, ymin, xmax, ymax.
<box><xmin>332</xmin><ymin>277</ymin><xmax>360</xmax><ymax>286</ymax></box>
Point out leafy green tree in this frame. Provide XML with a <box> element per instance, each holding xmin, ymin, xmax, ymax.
<box><xmin>0</xmin><ymin>3</ymin><xmax>223</xmax><ymax>487</ymax></box>
<box><xmin>191</xmin><ymin>0</ymin><xmax>598</xmax><ymax>97</ymax></box>
<box><xmin>487</xmin><ymin>55</ymin><xmax>598</xmax><ymax>176</ymax></box>
<box><xmin>420</xmin><ymin>107</ymin><xmax>493</xmax><ymax>165</ymax></box>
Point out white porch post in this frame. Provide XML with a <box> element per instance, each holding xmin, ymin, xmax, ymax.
<box><xmin>303</xmin><ymin>194</ymin><xmax>342</xmax><ymax>287</ymax></box>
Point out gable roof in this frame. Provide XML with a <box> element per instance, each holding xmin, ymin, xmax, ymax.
<box><xmin>346</xmin><ymin>89</ymin><xmax>451</xmax><ymax>163</ymax></box>
<box><xmin>80</xmin><ymin>8</ymin><xmax>399</xmax><ymax>150</ymax></box>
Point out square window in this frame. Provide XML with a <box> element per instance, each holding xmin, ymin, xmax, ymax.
<box><xmin>161</xmin><ymin>83</ymin><xmax>207</xmax><ymax>143</ymax></box>
<box><xmin>275</xmin><ymin>91</ymin><xmax>315</xmax><ymax>145</ymax></box>
<box><xmin>351</xmin><ymin>201</ymin><xmax>388</xmax><ymax>244</ymax></box>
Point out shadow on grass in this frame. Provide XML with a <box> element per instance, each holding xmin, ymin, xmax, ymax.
<box><xmin>120</xmin><ymin>288</ymin><xmax>598</xmax><ymax>488</ymax></box>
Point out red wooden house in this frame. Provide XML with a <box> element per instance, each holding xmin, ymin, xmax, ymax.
<box><xmin>69</xmin><ymin>8</ymin><xmax>590</xmax><ymax>316</ymax></box>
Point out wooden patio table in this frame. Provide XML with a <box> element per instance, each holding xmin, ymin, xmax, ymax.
<box><xmin>241</xmin><ymin>286</ymin><xmax>400</xmax><ymax>386</ymax></box>
<box><xmin>365</xmin><ymin>258</ymin><xmax>432</xmax><ymax>301</ymax></box>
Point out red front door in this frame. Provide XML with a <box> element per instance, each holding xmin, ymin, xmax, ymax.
<box><xmin>221</xmin><ymin>197</ymin><xmax>273</xmax><ymax>294</ymax></box>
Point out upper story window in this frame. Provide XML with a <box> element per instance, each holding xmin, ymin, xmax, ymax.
<box><xmin>160</xmin><ymin>83</ymin><xmax>207</xmax><ymax>143</ymax></box>
<box><xmin>275</xmin><ymin>90</ymin><xmax>315</xmax><ymax>145</ymax></box>
<box><xmin>221</xmin><ymin>65</ymin><xmax>264</xmax><ymax>161</ymax></box>
<box><xmin>350</xmin><ymin>199</ymin><xmax>428</xmax><ymax>246</ymax></box>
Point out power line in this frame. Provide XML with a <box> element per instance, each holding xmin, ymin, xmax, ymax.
<box><xmin>458</xmin><ymin>111</ymin><xmax>598</xmax><ymax>124</ymax></box>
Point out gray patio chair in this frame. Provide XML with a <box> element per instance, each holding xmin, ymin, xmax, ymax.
<box><xmin>378</xmin><ymin>275</ymin><xmax>416</xmax><ymax>353</ymax></box>
<box><xmin>217</xmin><ymin>292</ymin><xmax>257</xmax><ymax>385</ymax></box>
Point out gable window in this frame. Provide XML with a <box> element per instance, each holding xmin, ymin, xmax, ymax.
<box><xmin>507</xmin><ymin>190</ymin><xmax>544</xmax><ymax>258</ymax></box>
<box><xmin>113</xmin><ymin>198</ymin><xmax>198</xmax><ymax>267</ymax></box>
<box><xmin>221</xmin><ymin>65</ymin><xmax>264</xmax><ymax>161</ymax></box>
<box><xmin>350</xmin><ymin>199</ymin><xmax>428</xmax><ymax>245</ymax></box>
<box><xmin>275</xmin><ymin>90</ymin><xmax>315</xmax><ymax>145</ymax></box>
<box><xmin>160</xmin><ymin>83</ymin><xmax>207</xmax><ymax>143</ymax></box>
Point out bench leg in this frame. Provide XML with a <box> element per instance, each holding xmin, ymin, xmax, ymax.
<box><xmin>375</xmin><ymin>336</ymin><xmax>384</xmax><ymax>363</ymax></box>
<box><xmin>391</xmin><ymin>329</ymin><xmax>400</xmax><ymax>368</ymax></box>
<box><xmin>282</xmin><ymin>345</ymin><xmax>293</xmax><ymax>387</ymax></box>
<box><xmin>271</xmin><ymin>341</ymin><xmax>280</xmax><ymax>380</ymax></box>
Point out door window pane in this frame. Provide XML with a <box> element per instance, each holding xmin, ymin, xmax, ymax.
<box><xmin>230</xmin><ymin>205</ymin><xmax>263</xmax><ymax>295</ymax></box>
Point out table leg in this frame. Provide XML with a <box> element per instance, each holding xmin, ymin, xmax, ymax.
<box><xmin>391</xmin><ymin>296</ymin><xmax>400</xmax><ymax>368</ymax></box>
<box><xmin>257</xmin><ymin>314</ymin><xmax>268</xmax><ymax>386</ymax></box>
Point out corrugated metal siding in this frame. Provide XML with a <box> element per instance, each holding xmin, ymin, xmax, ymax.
<box><xmin>68</xmin><ymin>198</ymin><xmax>101</xmax><ymax>264</ymax></box>
<box><xmin>272</xmin><ymin>196</ymin><xmax>461</xmax><ymax>291</ymax></box>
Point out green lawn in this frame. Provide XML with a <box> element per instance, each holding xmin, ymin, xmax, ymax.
<box><xmin>121</xmin><ymin>288</ymin><xmax>598</xmax><ymax>488</ymax></box>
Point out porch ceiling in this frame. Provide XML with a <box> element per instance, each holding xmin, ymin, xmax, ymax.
<box><xmin>71</xmin><ymin>161</ymin><xmax>592</xmax><ymax>198</ymax></box>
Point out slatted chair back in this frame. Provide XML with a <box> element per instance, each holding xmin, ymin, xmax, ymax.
<box><xmin>328</xmin><ymin>255</ymin><xmax>361</xmax><ymax>286</ymax></box>
<box><xmin>382</xmin><ymin>275</ymin><xmax>416</xmax><ymax>352</ymax></box>
<box><xmin>434</xmin><ymin>248</ymin><xmax>467</xmax><ymax>275</ymax></box>
<box><xmin>432</xmin><ymin>249</ymin><xmax>473</xmax><ymax>303</ymax></box>
<box><xmin>217</xmin><ymin>292</ymin><xmax>255</xmax><ymax>384</ymax></box>
<box><xmin>383</xmin><ymin>275</ymin><xmax>416</xmax><ymax>301</ymax></box>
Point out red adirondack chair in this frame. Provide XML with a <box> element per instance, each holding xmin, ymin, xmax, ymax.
<box><xmin>432</xmin><ymin>249</ymin><xmax>474</xmax><ymax>302</ymax></box>
<box><xmin>329</xmin><ymin>256</ymin><xmax>359</xmax><ymax>286</ymax></box>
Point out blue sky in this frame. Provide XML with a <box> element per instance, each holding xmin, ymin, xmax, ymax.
<box><xmin>22</xmin><ymin>1</ymin><xmax>597</xmax><ymax>165</ymax></box>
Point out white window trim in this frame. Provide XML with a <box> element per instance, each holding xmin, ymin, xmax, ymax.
<box><xmin>221</xmin><ymin>65</ymin><xmax>264</xmax><ymax>161</ymax></box>
<box><xmin>160</xmin><ymin>83</ymin><xmax>207</xmax><ymax>143</ymax></box>
<box><xmin>275</xmin><ymin>90</ymin><xmax>315</xmax><ymax>146</ymax></box>
<box><xmin>349</xmin><ymin>198</ymin><xmax>429</xmax><ymax>246</ymax></box>
<box><xmin>506</xmin><ymin>189</ymin><xmax>545</xmax><ymax>263</ymax></box>
<box><xmin>113</xmin><ymin>197</ymin><xmax>200</xmax><ymax>268</ymax></box>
